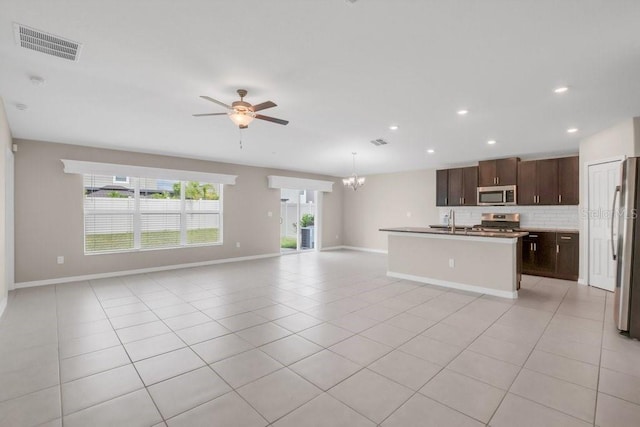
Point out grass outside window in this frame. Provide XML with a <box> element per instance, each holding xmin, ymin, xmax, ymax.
<box><xmin>86</xmin><ymin>228</ymin><xmax>220</xmax><ymax>253</ymax></box>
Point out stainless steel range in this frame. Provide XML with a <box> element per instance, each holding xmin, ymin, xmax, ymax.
<box><xmin>472</xmin><ymin>213</ymin><xmax>521</xmax><ymax>232</ymax></box>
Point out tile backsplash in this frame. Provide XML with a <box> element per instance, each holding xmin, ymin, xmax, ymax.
<box><xmin>438</xmin><ymin>205</ymin><xmax>579</xmax><ymax>230</ymax></box>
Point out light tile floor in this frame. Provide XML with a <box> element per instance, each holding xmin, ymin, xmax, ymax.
<box><xmin>1</xmin><ymin>250</ymin><xmax>639</xmax><ymax>426</ymax></box>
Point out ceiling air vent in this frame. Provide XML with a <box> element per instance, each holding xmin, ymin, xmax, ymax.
<box><xmin>370</xmin><ymin>138</ymin><xmax>389</xmax><ymax>146</ymax></box>
<box><xmin>13</xmin><ymin>23</ymin><xmax>82</xmax><ymax>61</ymax></box>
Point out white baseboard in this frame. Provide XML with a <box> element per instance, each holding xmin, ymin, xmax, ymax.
<box><xmin>0</xmin><ymin>295</ymin><xmax>7</xmax><ymax>319</ymax></box>
<box><xmin>341</xmin><ymin>246</ymin><xmax>388</xmax><ymax>255</ymax></box>
<box><xmin>13</xmin><ymin>253</ymin><xmax>282</xmax><ymax>289</ymax></box>
<box><xmin>320</xmin><ymin>246</ymin><xmax>345</xmax><ymax>251</ymax></box>
<box><xmin>387</xmin><ymin>271</ymin><xmax>518</xmax><ymax>299</ymax></box>
<box><xmin>577</xmin><ymin>277</ymin><xmax>587</xmax><ymax>286</ymax></box>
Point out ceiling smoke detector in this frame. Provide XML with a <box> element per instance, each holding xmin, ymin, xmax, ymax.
<box><xmin>14</xmin><ymin>23</ymin><xmax>82</xmax><ymax>61</ymax></box>
<box><xmin>29</xmin><ymin>76</ymin><xmax>45</xmax><ymax>86</ymax></box>
<box><xmin>370</xmin><ymin>138</ymin><xmax>389</xmax><ymax>146</ymax></box>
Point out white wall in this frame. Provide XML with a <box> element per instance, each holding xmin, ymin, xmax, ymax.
<box><xmin>579</xmin><ymin>118</ymin><xmax>639</xmax><ymax>284</ymax></box>
<box><xmin>342</xmin><ymin>169</ymin><xmax>440</xmax><ymax>252</ymax></box>
<box><xmin>0</xmin><ymin>98</ymin><xmax>13</xmax><ymax>317</ymax></box>
<box><xmin>13</xmin><ymin>139</ymin><xmax>344</xmax><ymax>285</ymax></box>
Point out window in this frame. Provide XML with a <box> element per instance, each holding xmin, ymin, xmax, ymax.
<box><xmin>113</xmin><ymin>176</ymin><xmax>129</xmax><ymax>184</ymax></box>
<box><xmin>84</xmin><ymin>175</ymin><xmax>222</xmax><ymax>254</ymax></box>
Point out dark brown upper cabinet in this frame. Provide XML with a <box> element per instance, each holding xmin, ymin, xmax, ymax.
<box><xmin>558</xmin><ymin>156</ymin><xmax>579</xmax><ymax>205</ymax></box>
<box><xmin>462</xmin><ymin>166</ymin><xmax>478</xmax><ymax>205</ymax></box>
<box><xmin>478</xmin><ymin>157</ymin><xmax>519</xmax><ymax>187</ymax></box>
<box><xmin>518</xmin><ymin>159</ymin><xmax>559</xmax><ymax>205</ymax></box>
<box><xmin>436</xmin><ymin>167</ymin><xmax>478</xmax><ymax>206</ymax></box>
<box><xmin>436</xmin><ymin>169</ymin><xmax>448</xmax><ymax>206</ymax></box>
<box><xmin>518</xmin><ymin>156</ymin><xmax>578</xmax><ymax>205</ymax></box>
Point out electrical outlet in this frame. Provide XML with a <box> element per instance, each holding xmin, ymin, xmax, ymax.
<box><xmin>406</xmin><ymin>211</ymin><xmax>412</xmax><ymax>217</ymax></box>
<box><xmin>236</xmin><ymin>242</ymin><xmax>240</xmax><ymax>248</ymax></box>
<box><xmin>449</xmin><ymin>258</ymin><xmax>455</xmax><ymax>268</ymax></box>
<box><xmin>57</xmin><ymin>256</ymin><xmax>64</xmax><ymax>265</ymax></box>
<box><xmin>267</xmin><ymin>211</ymin><xmax>273</xmax><ymax>217</ymax></box>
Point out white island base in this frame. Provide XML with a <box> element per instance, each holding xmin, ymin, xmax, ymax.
<box><xmin>384</xmin><ymin>230</ymin><xmax>521</xmax><ymax>299</ymax></box>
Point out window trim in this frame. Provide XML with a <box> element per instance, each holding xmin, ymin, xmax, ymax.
<box><xmin>62</xmin><ymin>159</ymin><xmax>237</xmax><ymax>185</ymax></box>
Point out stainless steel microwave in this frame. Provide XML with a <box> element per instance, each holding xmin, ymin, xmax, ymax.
<box><xmin>477</xmin><ymin>185</ymin><xmax>517</xmax><ymax>206</ymax></box>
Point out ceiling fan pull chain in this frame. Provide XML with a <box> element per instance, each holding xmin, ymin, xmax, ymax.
<box><xmin>239</xmin><ymin>128</ymin><xmax>243</xmax><ymax>150</ymax></box>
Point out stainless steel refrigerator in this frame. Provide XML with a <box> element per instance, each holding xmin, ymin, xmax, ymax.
<box><xmin>613</xmin><ymin>157</ymin><xmax>640</xmax><ymax>339</ymax></box>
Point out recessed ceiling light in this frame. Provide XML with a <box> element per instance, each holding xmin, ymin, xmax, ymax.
<box><xmin>457</xmin><ymin>109</ymin><xmax>468</xmax><ymax>116</ymax></box>
<box><xmin>427</xmin><ymin>149</ymin><xmax>435</xmax><ymax>154</ymax></box>
<box><xmin>15</xmin><ymin>103</ymin><xmax>28</xmax><ymax>111</ymax></box>
<box><xmin>567</xmin><ymin>128</ymin><xmax>578</xmax><ymax>133</ymax></box>
<box><xmin>554</xmin><ymin>86</ymin><xmax>569</xmax><ymax>94</ymax></box>
<box><xmin>487</xmin><ymin>140</ymin><xmax>497</xmax><ymax>145</ymax></box>
<box><xmin>389</xmin><ymin>125</ymin><xmax>399</xmax><ymax>130</ymax></box>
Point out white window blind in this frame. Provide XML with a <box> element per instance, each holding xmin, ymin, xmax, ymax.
<box><xmin>83</xmin><ymin>174</ymin><xmax>223</xmax><ymax>254</ymax></box>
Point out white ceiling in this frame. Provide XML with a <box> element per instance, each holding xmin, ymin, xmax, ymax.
<box><xmin>1</xmin><ymin>0</ymin><xmax>640</xmax><ymax>177</ymax></box>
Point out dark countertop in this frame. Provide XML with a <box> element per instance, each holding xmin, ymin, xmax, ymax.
<box><xmin>430</xmin><ymin>225</ymin><xmax>579</xmax><ymax>234</ymax></box>
<box><xmin>380</xmin><ymin>226</ymin><xmax>529</xmax><ymax>239</ymax></box>
<box><xmin>521</xmin><ymin>227</ymin><xmax>579</xmax><ymax>234</ymax></box>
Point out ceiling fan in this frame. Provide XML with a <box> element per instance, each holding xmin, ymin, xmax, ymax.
<box><xmin>193</xmin><ymin>89</ymin><xmax>289</xmax><ymax>129</ymax></box>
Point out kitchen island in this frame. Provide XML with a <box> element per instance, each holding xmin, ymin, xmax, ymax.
<box><xmin>380</xmin><ymin>227</ymin><xmax>528</xmax><ymax>299</ymax></box>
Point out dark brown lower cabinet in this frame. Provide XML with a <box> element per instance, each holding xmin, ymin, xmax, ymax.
<box><xmin>556</xmin><ymin>233</ymin><xmax>579</xmax><ymax>280</ymax></box>
<box><xmin>521</xmin><ymin>231</ymin><xmax>579</xmax><ymax>281</ymax></box>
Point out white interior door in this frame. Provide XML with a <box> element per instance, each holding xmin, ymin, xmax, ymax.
<box><xmin>588</xmin><ymin>160</ymin><xmax>621</xmax><ymax>291</ymax></box>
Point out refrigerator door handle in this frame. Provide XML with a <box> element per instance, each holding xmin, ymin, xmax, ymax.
<box><xmin>611</xmin><ymin>185</ymin><xmax>620</xmax><ymax>261</ymax></box>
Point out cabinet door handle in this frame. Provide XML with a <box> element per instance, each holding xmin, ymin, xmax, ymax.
<box><xmin>534</xmin><ymin>243</ymin><xmax>537</xmax><ymax>251</ymax></box>
<box><xmin>560</xmin><ymin>236</ymin><xmax>572</xmax><ymax>240</ymax></box>
<box><xmin>530</xmin><ymin>243</ymin><xmax>533</xmax><ymax>251</ymax></box>
<box><xmin>557</xmin><ymin>244</ymin><xmax>559</xmax><ymax>254</ymax></box>
<box><xmin>497</xmin><ymin>177</ymin><xmax>500</xmax><ymax>185</ymax></box>
<box><xmin>559</xmin><ymin>194</ymin><xmax>562</xmax><ymax>204</ymax></box>
<box><xmin>529</xmin><ymin>234</ymin><xmax>538</xmax><ymax>238</ymax></box>
<box><xmin>445</xmin><ymin>197</ymin><xmax>447</xmax><ymax>205</ymax></box>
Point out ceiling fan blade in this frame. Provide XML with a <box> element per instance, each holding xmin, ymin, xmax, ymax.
<box><xmin>251</xmin><ymin>101</ymin><xmax>277</xmax><ymax>112</ymax></box>
<box><xmin>255</xmin><ymin>114</ymin><xmax>289</xmax><ymax>126</ymax></box>
<box><xmin>200</xmin><ymin>96</ymin><xmax>231</xmax><ymax>109</ymax></box>
<box><xmin>192</xmin><ymin>113</ymin><xmax>228</xmax><ymax>117</ymax></box>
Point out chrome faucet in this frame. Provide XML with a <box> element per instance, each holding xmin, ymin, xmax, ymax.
<box><xmin>448</xmin><ymin>209</ymin><xmax>456</xmax><ymax>232</ymax></box>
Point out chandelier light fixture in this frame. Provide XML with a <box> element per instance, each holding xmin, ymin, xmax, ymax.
<box><xmin>343</xmin><ymin>152</ymin><xmax>365</xmax><ymax>191</ymax></box>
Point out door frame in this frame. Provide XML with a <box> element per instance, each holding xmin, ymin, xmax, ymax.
<box><xmin>584</xmin><ymin>155</ymin><xmax>625</xmax><ymax>288</ymax></box>
<box><xmin>279</xmin><ymin>189</ymin><xmax>321</xmax><ymax>255</ymax></box>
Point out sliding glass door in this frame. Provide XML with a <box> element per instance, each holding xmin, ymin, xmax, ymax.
<box><xmin>280</xmin><ymin>188</ymin><xmax>316</xmax><ymax>253</ymax></box>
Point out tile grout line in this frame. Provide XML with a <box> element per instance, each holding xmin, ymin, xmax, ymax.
<box><xmin>141</xmin><ymin>271</ymin><xmax>272</xmax><ymax>426</ymax></box>
<box><xmin>486</xmin><ymin>283</ymin><xmax>601</xmax><ymax>426</ymax></box>
<box><xmin>592</xmin><ymin>292</ymin><xmax>608</xmax><ymax>427</ymax></box>
<box><xmin>54</xmin><ymin>284</ymin><xmax>64</xmax><ymax>427</ymax></box>
<box><xmin>375</xmin><ymin>290</ymin><xmax>497</xmax><ymax>426</ymax></box>
<box><xmin>86</xmin><ymin>276</ymin><xmax>168</xmax><ymax>424</ymax></box>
